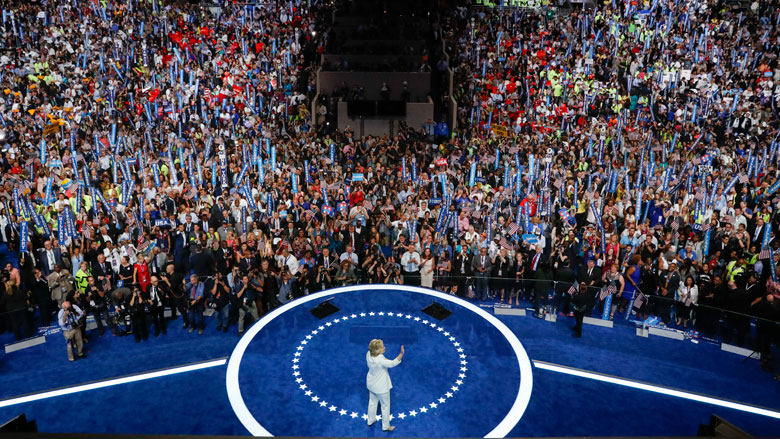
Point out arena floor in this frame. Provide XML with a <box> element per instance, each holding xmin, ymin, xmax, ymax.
<box><xmin>1</xmin><ymin>285</ymin><xmax>779</xmax><ymax>437</ymax></box>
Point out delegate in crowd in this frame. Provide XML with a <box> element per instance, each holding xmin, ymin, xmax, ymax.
<box><xmin>0</xmin><ymin>0</ymin><xmax>777</xmax><ymax>360</ymax></box>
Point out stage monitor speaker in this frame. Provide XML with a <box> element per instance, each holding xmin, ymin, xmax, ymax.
<box><xmin>422</xmin><ymin>302</ymin><xmax>451</xmax><ymax>321</ymax></box>
<box><xmin>310</xmin><ymin>300</ymin><xmax>340</xmax><ymax>319</ymax></box>
<box><xmin>0</xmin><ymin>414</ymin><xmax>37</xmax><ymax>433</ymax></box>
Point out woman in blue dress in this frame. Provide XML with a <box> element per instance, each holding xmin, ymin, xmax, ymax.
<box><xmin>620</xmin><ymin>255</ymin><xmax>643</xmax><ymax>319</ymax></box>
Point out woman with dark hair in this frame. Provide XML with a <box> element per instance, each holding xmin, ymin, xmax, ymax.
<box><xmin>677</xmin><ymin>275</ymin><xmax>698</xmax><ymax>328</ymax></box>
<box><xmin>620</xmin><ymin>254</ymin><xmax>643</xmax><ymax>319</ymax></box>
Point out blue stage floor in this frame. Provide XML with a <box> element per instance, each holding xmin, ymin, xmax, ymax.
<box><xmin>1</xmin><ymin>285</ymin><xmax>778</xmax><ymax>437</ymax></box>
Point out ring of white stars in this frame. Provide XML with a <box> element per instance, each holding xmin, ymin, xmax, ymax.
<box><xmin>292</xmin><ymin>312</ymin><xmax>468</xmax><ymax>423</ymax></box>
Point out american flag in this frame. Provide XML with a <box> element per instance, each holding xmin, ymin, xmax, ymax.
<box><xmin>600</xmin><ymin>284</ymin><xmax>616</xmax><ymax>301</ymax></box>
<box><xmin>204</xmin><ymin>88</ymin><xmax>212</xmax><ymax>103</ymax></box>
<box><xmin>701</xmin><ymin>222</ymin><xmax>710</xmax><ymax>232</ymax></box>
<box><xmin>507</xmin><ymin>222</ymin><xmax>520</xmax><ymax>236</ymax></box>
<box><xmin>672</xmin><ymin>220</ymin><xmax>680</xmax><ymax>240</ymax></box>
<box><xmin>567</xmin><ymin>282</ymin><xmax>578</xmax><ymax>295</ymax></box>
<box><xmin>499</xmin><ymin>236</ymin><xmax>511</xmax><ymax>249</ymax></box>
<box><xmin>363</xmin><ymin>200</ymin><xmax>373</xmax><ymax>211</ymax></box>
<box><xmin>759</xmin><ymin>248</ymin><xmax>772</xmax><ymax>260</ymax></box>
<box><xmin>633</xmin><ymin>293</ymin><xmax>647</xmax><ymax>309</ymax></box>
<box><xmin>739</xmin><ymin>174</ymin><xmax>749</xmax><ymax>183</ymax></box>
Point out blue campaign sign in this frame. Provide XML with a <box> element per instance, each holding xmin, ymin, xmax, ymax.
<box><xmin>429</xmin><ymin>198</ymin><xmax>443</xmax><ymax>206</ymax></box>
<box><xmin>522</xmin><ymin>234</ymin><xmax>538</xmax><ymax>244</ymax></box>
<box><xmin>352</xmin><ymin>173</ymin><xmax>364</xmax><ymax>182</ymax></box>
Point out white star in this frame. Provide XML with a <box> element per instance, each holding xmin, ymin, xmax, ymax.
<box><xmin>350</xmin><ymin>412</ymin><xmax>358</xmax><ymax>419</ymax></box>
<box><xmin>453</xmin><ymin>342</ymin><xmax>460</xmax><ymax>347</ymax></box>
<box><xmin>445</xmin><ymin>392</ymin><xmax>453</xmax><ymax>398</ymax></box>
<box><xmin>296</xmin><ymin>378</ymin><xmax>303</xmax><ymax>383</ymax></box>
<box><xmin>452</xmin><ymin>386</ymin><xmax>459</xmax><ymax>391</ymax></box>
<box><xmin>325</xmin><ymin>322</ymin><xmax>332</xmax><ymax>326</ymax></box>
<box><xmin>388</xmin><ymin>414</ymin><xmax>394</xmax><ymax>420</ymax></box>
<box><xmin>398</xmin><ymin>413</ymin><xmax>406</xmax><ymax>419</ymax></box>
<box><xmin>293</xmin><ymin>371</ymin><xmax>300</xmax><ymax>377</ymax></box>
<box><xmin>360</xmin><ymin>313</ymin><xmax>366</xmax><ymax>317</ymax></box>
<box><xmin>318</xmin><ymin>326</ymin><xmax>325</xmax><ymax>330</ymax></box>
<box><xmin>319</xmin><ymin>401</ymin><xmax>327</xmax><ymax>407</ymax></box>
<box><xmin>294</xmin><ymin>352</ymin><xmax>301</xmax><ymax>357</ymax></box>
<box><xmin>293</xmin><ymin>358</ymin><xmax>300</xmax><ymax>363</ymax></box>
<box><xmin>405</xmin><ymin>314</ymin><xmax>412</xmax><ymax>319</ymax></box>
<box><xmin>459</xmin><ymin>373</ymin><xmax>466</xmax><ymax>379</ymax></box>
<box><xmin>305</xmin><ymin>335</ymin><xmax>312</xmax><ymax>339</ymax></box>
<box><xmin>339</xmin><ymin>409</ymin><xmax>347</xmax><ymax>416</ymax></box>
<box><xmin>312</xmin><ymin>396</ymin><xmax>319</xmax><ymax>402</ymax></box>
<box><xmin>409</xmin><ymin>410</ymin><xmax>418</xmax><ymax>417</ymax></box>
<box><xmin>414</xmin><ymin>317</ymin><xmax>421</xmax><ymax>321</ymax></box>
<box><xmin>301</xmin><ymin>340</ymin><xmax>308</xmax><ymax>345</ymax></box>
<box><xmin>297</xmin><ymin>346</ymin><xmax>304</xmax><ymax>351</ymax></box>
<box><xmin>299</xmin><ymin>384</ymin><xmax>307</xmax><ymax>389</ymax></box>
<box><xmin>333</xmin><ymin>318</ymin><xmax>340</xmax><ymax>323</ymax></box>
<box><xmin>438</xmin><ymin>398</ymin><xmax>446</xmax><ymax>403</ymax></box>
<box><xmin>436</xmin><ymin>327</ymin><xmax>444</xmax><ymax>332</ymax></box>
<box><xmin>429</xmin><ymin>402</ymin><xmax>438</xmax><ymax>408</ymax></box>
<box><xmin>422</xmin><ymin>320</ymin><xmax>429</xmax><ymax>324</ymax></box>
<box><xmin>387</xmin><ymin>312</ymin><xmax>394</xmax><ymax>316</ymax></box>
<box><xmin>329</xmin><ymin>405</ymin><xmax>337</xmax><ymax>412</ymax></box>
<box><xmin>419</xmin><ymin>407</ymin><xmax>428</xmax><ymax>413</ymax></box>
<box><xmin>459</xmin><ymin>354</ymin><xmax>466</xmax><ymax>359</ymax></box>
<box><xmin>457</xmin><ymin>348</ymin><xmax>464</xmax><ymax>352</ymax></box>
<box><xmin>361</xmin><ymin>414</ymin><xmax>368</xmax><ymax>420</ymax></box>
<box><xmin>449</xmin><ymin>336</ymin><xmax>456</xmax><ymax>341</ymax></box>
<box><xmin>378</xmin><ymin>312</ymin><xmax>384</xmax><ymax>316</ymax></box>
<box><xmin>292</xmin><ymin>365</ymin><xmax>299</xmax><ymax>370</ymax></box>
<box><xmin>305</xmin><ymin>390</ymin><xmax>312</xmax><ymax>396</ymax></box>
<box><xmin>429</xmin><ymin>323</ymin><xmax>437</xmax><ymax>328</ymax></box>
<box><xmin>377</xmin><ymin>415</ymin><xmax>382</xmax><ymax>420</ymax></box>
<box><xmin>351</xmin><ymin>314</ymin><xmax>357</xmax><ymax>318</ymax></box>
<box><xmin>456</xmin><ymin>380</ymin><xmax>463</xmax><ymax>385</ymax></box>
<box><xmin>443</xmin><ymin>331</ymin><xmax>450</xmax><ymax>336</ymax></box>
<box><xmin>311</xmin><ymin>330</ymin><xmax>318</xmax><ymax>335</ymax></box>
<box><xmin>460</xmin><ymin>360</ymin><xmax>468</xmax><ymax>365</ymax></box>
<box><xmin>460</xmin><ymin>367</ymin><xmax>468</xmax><ymax>372</ymax></box>
<box><xmin>369</xmin><ymin>312</ymin><xmax>375</xmax><ymax>316</ymax></box>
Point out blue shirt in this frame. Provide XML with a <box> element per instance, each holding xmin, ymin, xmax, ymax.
<box><xmin>58</xmin><ymin>305</ymin><xmax>84</xmax><ymax>331</ymax></box>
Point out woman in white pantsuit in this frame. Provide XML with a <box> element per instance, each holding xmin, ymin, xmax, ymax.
<box><xmin>366</xmin><ymin>339</ymin><xmax>405</xmax><ymax>432</ymax></box>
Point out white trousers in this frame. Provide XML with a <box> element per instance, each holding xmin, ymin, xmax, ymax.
<box><xmin>367</xmin><ymin>390</ymin><xmax>391</xmax><ymax>430</ymax></box>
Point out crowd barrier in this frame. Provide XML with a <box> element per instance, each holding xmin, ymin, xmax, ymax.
<box><xmin>2</xmin><ymin>277</ymin><xmax>777</xmax><ymax>360</ymax></box>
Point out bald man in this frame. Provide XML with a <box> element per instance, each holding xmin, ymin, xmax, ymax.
<box><xmin>57</xmin><ymin>301</ymin><xmax>85</xmax><ymax>362</ymax></box>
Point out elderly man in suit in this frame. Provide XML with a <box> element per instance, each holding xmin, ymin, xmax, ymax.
<box><xmin>38</xmin><ymin>240</ymin><xmax>64</xmax><ymax>277</ymax></box>
<box><xmin>366</xmin><ymin>339</ymin><xmax>405</xmax><ymax>432</ymax></box>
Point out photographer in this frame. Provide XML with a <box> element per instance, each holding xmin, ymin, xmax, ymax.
<box><xmin>129</xmin><ymin>287</ymin><xmax>149</xmax><ymax>342</ymax></box>
<box><xmin>233</xmin><ymin>274</ymin><xmax>260</xmax><ymax>335</ymax></box>
<box><xmin>112</xmin><ymin>288</ymin><xmax>133</xmax><ymax>336</ymax></box>
<box><xmin>384</xmin><ymin>260</ymin><xmax>404</xmax><ymax>285</ymax></box>
<box><xmin>209</xmin><ymin>273</ymin><xmax>231</xmax><ymax>333</ymax></box>
<box><xmin>57</xmin><ymin>301</ymin><xmax>85</xmax><ymax>362</ymax></box>
<box><xmin>87</xmin><ymin>276</ymin><xmax>116</xmax><ymax>337</ymax></box>
<box><xmin>315</xmin><ymin>262</ymin><xmax>333</xmax><ymax>292</ymax></box>
<box><xmin>161</xmin><ymin>264</ymin><xmax>188</xmax><ymax>329</ymax></box>
<box><xmin>147</xmin><ymin>276</ymin><xmax>167</xmax><ymax>336</ymax></box>
<box><xmin>184</xmin><ymin>274</ymin><xmax>206</xmax><ymax>334</ymax></box>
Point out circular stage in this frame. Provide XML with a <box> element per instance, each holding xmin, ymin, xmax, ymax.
<box><xmin>226</xmin><ymin>285</ymin><xmax>533</xmax><ymax>437</ymax></box>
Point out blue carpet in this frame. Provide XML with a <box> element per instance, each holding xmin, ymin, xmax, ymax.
<box><xmin>234</xmin><ymin>289</ymin><xmax>524</xmax><ymax>437</ymax></box>
<box><xmin>1</xmin><ymin>286</ymin><xmax>779</xmax><ymax>436</ymax></box>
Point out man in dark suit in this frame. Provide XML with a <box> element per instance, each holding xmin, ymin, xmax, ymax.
<box><xmin>554</xmin><ymin>259</ymin><xmax>577</xmax><ymax>314</ymax></box>
<box><xmin>577</xmin><ymin>258</ymin><xmax>602</xmax><ymax>298</ymax></box>
<box><xmin>37</xmin><ymin>240</ymin><xmax>64</xmax><ymax>277</ymax></box>
<box><xmin>748</xmin><ymin>216</ymin><xmax>766</xmax><ymax>247</ymax></box>
<box><xmin>92</xmin><ymin>254</ymin><xmax>113</xmax><ymax>291</ymax></box>
<box><xmin>471</xmin><ymin>246</ymin><xmax>493</xmax><ymax>301</ymax></box>
<box><xmin>317</xmin><ymin>248</ymin><xmax>338</xmax><ymax>277</ymax></box>
<box><xmin>341</xmin><ymin>223</ymin><xmax>364</xmax><ymax>256</ymax></box>
<box><xmin>452</xmin><ymin>247</ymin><xmax>471</xmax><ymax>297</ymax></box>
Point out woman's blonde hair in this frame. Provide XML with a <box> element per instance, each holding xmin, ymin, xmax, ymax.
<box><xmin>368</xmin><ymin>339</ymin><xmax>384</xmax><ymax>357</ymax></box>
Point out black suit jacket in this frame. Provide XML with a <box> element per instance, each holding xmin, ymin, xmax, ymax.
<box><xmin>37</xmin><ymin>248</ymin><xmax>64</xmax><ymax>276</ymax></box>
<box><xmin>577</xmin><ymin>265</ymin><xmax>602</xmax><ymax>287</ymax></box>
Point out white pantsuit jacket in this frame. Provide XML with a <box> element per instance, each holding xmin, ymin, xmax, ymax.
<box><xmin>366</xmin><ymin>352</ymin><xmax>401</xmax><ymax>394</ymax></box>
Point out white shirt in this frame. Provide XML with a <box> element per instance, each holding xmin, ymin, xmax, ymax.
<box><xmin>366</xmin><ymin>352</ymin><xmax>401</xmax><ymax>394</ymax></box>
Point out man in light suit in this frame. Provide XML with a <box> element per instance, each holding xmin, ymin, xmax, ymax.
<box><xmin>38</xmin><ymin>240</ymin><xmax>64</xmax><ymax>277</ymax></box>
<box><xmin>366</xmin><ymin>339</ymin><xmax>405</xmax><ymax>432</ymax></box>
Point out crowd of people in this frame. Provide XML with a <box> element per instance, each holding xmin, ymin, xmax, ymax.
<box><xmin>0</xmin><ymin>0</ymin><xmax>777</xmax><ymax>367</ymax></box>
